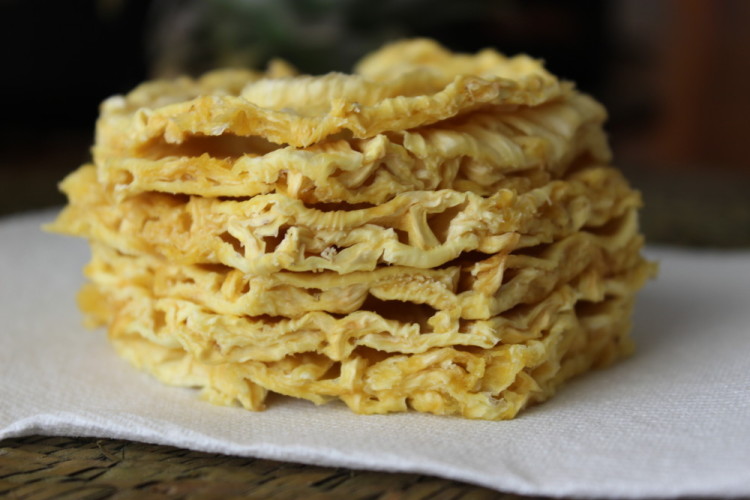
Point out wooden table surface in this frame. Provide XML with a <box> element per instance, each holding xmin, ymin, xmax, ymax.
<box><xmin>0</xmin><ymin>435</ymin><xmax>519</xmax><ymax>499</ymax></box>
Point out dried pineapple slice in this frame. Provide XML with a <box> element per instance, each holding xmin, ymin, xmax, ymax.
<box><xmin>356</xmin><ymin>38</ymin><xmax>555</xmax><ymax>83</ymax></box>
<box><xmin>95</xmin><ymin>40</ymin><xmax>568</xmax><ymax>154</ymax></box>
<box><xmin>84</xmin><ymin>212</ymin><xmax>645</xmax><ymax>321</ymax></box>
<box><xmin>95</xmin><ymin>93</ymin><xmax>609</xmax><ymax>203</ymax></box>
<box><xmin>88</xmin><ymin>260</ymin><xmax>651</xmax><ymax>368</ymax></box>
<box><xmin>51</xmin><ymin>165</ymin><xmax>640</xmax><ymax>275</ymax></box>
<box><xmin>107</xmin><ymin>285</ymin><xmax>637</xmax><ymax>419</ymax></box>
<box><xmin>100</xmin><ymin>63</ymin><xmax>297</xmax><ymax>116</ymax></box>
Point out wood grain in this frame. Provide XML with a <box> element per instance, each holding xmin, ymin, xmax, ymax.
<box><xmin>0</xmin><ymin>435</ymin><xmax>520</xmax><ymax>499</ymax></box>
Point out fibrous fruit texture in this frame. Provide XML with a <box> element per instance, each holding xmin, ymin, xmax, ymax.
<box><xmin>50</xmin><ymin>39</ymin><xmax>654</xmax><ymax>420</ymax></box>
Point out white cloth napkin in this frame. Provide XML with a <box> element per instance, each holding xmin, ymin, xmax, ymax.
<box><xmin>2</xmin><ymin>210</ymin><xmax>749</xmax><ymax>498</ymax></box>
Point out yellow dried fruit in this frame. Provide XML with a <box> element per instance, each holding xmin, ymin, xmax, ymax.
<box><xmin>50</xmin><ymin>39</ymin><xmax>654</xmax><ymax>419</ymax></box>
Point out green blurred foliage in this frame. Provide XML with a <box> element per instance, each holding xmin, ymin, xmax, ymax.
<box><xmin>149</xmin><ymin>0</ymin><xmax>510</xmax><ymax>75</ymax></box>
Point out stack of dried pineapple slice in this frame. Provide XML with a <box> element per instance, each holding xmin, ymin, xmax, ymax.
<box><xmin>50</xmin><ymin>39</ymin><xmax>654</xmax><ymax>420</ymax></box>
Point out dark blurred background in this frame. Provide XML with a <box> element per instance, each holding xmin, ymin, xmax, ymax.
<box><xmin>1</xmin><ymin>0</ymin><xmax>749</xmax><ymax>245</ymax></box>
